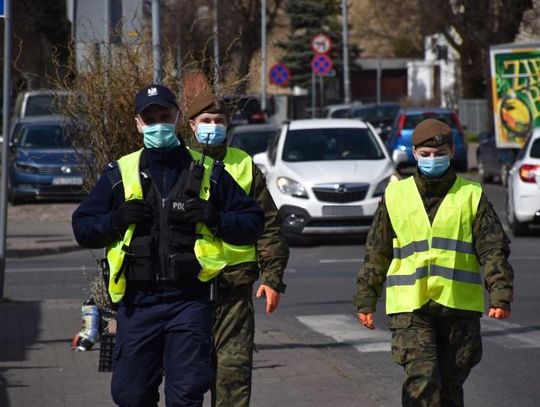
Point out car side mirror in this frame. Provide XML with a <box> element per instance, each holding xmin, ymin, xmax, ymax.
<box><xmin>253</xmin><ymin>152</ymin><xmax>269</xmax><ymax>176</ymax></box>
<box><xmin>392</xmin><ymin>149</ymin><xmax>408</xmax><ymax>165</ymax></box>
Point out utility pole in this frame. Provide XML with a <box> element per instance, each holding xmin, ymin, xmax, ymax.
<box><xmin>213</xmin><ymin>0</ymin><xmax>220</xmax><ymax>93</ymax></box>
<box><xmin>341</xmin><ymin>0</ymin><xmax>351</xmax><ymax>104</ymax></box>
<box><xmin>260</xmin><ymin>0</ymin><xmax>267</xmax><ymax>112</ymax></box>
<box><xmin>0</xmin><ymin>0</ymin><xmax>13</xmax><ymax>299</ymax></box>
<box><xmin>104</xmin><ymin>0</ymin><xmax>112</xmax><ymax>66</ymax></box>
<box><xmin>152</xmin><ymin>0</ymin><xmax>162</xmax><ymax>84</ymax></box>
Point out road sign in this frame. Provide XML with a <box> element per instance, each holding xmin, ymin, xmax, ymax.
<box><xmin>0</xmin><ymin>1</ymin><xmax>4</xmax><ymax>18</ymax></box>
<box><xmin>269</xmin><ymin>63</ymin><xmax>291</xmax><ymax>87</ymax></box>
<box><xmin>311</xmin><ymin>53</ymin><xmax>333</xmax><ymax>76</ymax></box>
<box><xmin>311</xmin><ymin>33</ymin><xmax>332</xmax><ymax>54</ymax></box>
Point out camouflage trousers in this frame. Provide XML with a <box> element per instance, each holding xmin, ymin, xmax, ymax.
<box><xmin>389</xmin><ymin>310</ymin><xmax>482</xmax><ymax>407</ymax></box>
<box><xmin>211</xmin><ymin>284</ymin><xmax>255</xmax><ymax>407</ymax></box>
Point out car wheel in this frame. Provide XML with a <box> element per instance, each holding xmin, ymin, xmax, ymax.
<box><xmin>7</xmin><ymin>178</ymin><xmax>23</xmax><ymax>205</ymax></box>
<box><xmin>506</xmin><ymin>190</ymin><xmax>528</xmax><ymax>236</ymax></box>
<box><xmin>500</xmin><ymin>164</ymin><xmax>509</xmax><ymax>187</ymax></box>
<box><xmin>477</xmin><ymin>156</ymin><xmax>492</xmax><ymax>183</ymax></box>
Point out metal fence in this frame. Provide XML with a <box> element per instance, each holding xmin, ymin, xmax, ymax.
<box><xmin>457</xmin><ymin>99</ymin><xmax>490</xmax><ymax>134</ymax></box>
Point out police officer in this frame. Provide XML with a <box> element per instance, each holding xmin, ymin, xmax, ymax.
<box><xmin>355</xmin><ymin>118</ymin><xmax>514</xmax><ymax>407</ymax></box>
<box><xmin>185</xmin><ymin>90</ymin><xmax>289</xmax><ymax>407</ymax></box>
<box><xmin>72</xmin><ymin>84</ymin><xmax>265</xmax><ymax>407</ymax></box>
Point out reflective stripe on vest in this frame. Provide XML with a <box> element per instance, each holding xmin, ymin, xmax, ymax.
<box><xmin>384</xmin><ymin>176</ymin><xmax>483</xmax><ymax>314</ymax></box>
<box><xmin>105</xmin><ymin>149</ymin><xmax>227</xmax><ymax>303</ymax></box>
<box><xmin>221</xmin><ymin>147</ymin><xmax>258</xmax><ymax>266</ymax></box>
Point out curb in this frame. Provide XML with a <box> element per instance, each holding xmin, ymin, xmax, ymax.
<box><xmin>6</xmin><ymin>244</ymin><xmax>82</xmax><ymax>258</ymax></box>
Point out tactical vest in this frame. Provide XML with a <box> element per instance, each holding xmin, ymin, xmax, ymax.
<box><xmin>384</xmin><ymin>176</ymin><xmax>483</xmax><ymax>314</ymax></box>
<box><xmin>106</xmin><ymin>149</ymin><xmax>227</xmax><ymax>303</ymax></box>
<box><xmin>221</xmin><ymin>147</ymin><xmax>258</xmax><ymax>266</ymax></box>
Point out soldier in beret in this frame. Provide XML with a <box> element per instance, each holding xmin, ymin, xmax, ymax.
<box><xmin>354</xmin><ymin>118</ymin><xmax>514</xmax><ymax>406</ymax></box>
<box><xmin>185</xmin><ymin>90</ymin><xmax>289</xmax><ymax>407</ymax></box>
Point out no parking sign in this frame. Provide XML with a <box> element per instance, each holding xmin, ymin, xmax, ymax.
<box><xmin>311</xmin><ymin>53</ymin><xmax>333</xmax><ymax>77</ymax></box>
<box><xmin>269</xmin><ymin>63</ymin><xmax>291</xmax><ymax>87</ymax></box>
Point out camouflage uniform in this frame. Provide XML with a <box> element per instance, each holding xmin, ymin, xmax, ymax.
<box><xmin>190</xmin><ymin>142</ymin><xmax>288</xmax><ymax>407</ymax></box>
<box><xmin>355</xmin><ymin>167</ymin><xmax>513</xmax><ymax>407</ymax></box>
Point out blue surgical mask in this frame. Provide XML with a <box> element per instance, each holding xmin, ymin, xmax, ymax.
<box><xmin>195</xmin><ymin>123</ymin><xmax>227</xmax><ymax>145</ymax></box>
<box><xmin>418</xmin><ymin>155</ymin><xmax>450</xmax><ymax>178</ymax></box>
<box><xmin>142</xmin><ymin>123</ymin><xmax>180</xmax><ymax>149</ymax></box>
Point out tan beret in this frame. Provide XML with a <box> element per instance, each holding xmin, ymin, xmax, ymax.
<box><xmin>412</xmin><ymin>118</ymin><xmax>452</xmax><ymax>147</ymax></box>
<box><xmin>186</xmin><ymin>90</ymin><xmax>226</xmax><ymax>120</ymax></box>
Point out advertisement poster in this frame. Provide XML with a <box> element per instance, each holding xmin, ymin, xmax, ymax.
<box><xmin>490</xmin><ymin>43</ymin><xmax>540</xmax><ymax>148</ymax></box>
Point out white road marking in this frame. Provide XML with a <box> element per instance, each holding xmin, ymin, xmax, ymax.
<box><xmin>6</xmin><ymin>266</ymin><xmax>92</xmax><ymax>273</ymax></box>
<box><xmin>297</xmin><ymin>314</ymin><xmax>540</xmax><ymax>353</ymax></box>
<box><xmin>297</xmin><ymin>314</ymin><xmax>391</xmax><ymax>352</ymax></box>
<box><xmin>319</xmin><ymin>259</ymin><xmax>364</xmax><ymax>264</ymax></box>
<box><xmin>481</xmin><ymin>318</ymin><xmax>540</xmax><ymax>349</ymax></box>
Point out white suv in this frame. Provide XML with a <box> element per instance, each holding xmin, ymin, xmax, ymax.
<box><xmin>506</xmin><ymin>128</ymin><xmax>540</xmax><ymax>235</ymax></box>
<box><xmin>253</xmin><ymin>119</ymin><xmax>398</xmax><ymax>239</ymax></box>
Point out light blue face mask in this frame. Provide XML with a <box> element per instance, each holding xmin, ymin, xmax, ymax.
<box><xmin>195</xmin><ymin>123</ymin><xmax>227</xmax><ymax>145</ymax></box>
<box><xmin>418</xmin><ymin>155</ymin><xmax>451</xmax><ymax>178</ymax></box>
<box><xmin>142</xmin><ymin>123</ymin><xmax>180</xmax><ymax>149</ymax></box>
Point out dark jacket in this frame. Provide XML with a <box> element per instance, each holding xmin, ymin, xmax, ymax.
<box><xmin>355</xmin><ymin>167</ymin><xmax>514</xmax><ymax>315</ymax></box>
<box><xmin>72</xmin><ymin>144</ymin><xmax>265</xmax><ymax>251</ymax></box>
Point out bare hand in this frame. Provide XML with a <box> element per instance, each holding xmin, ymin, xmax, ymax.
<box><xmin>357</xmin><ymin>312</ymin><xmax>375</xmax><ymax>329</ymax></box>
<box><xmin>488</xmin><ymin>307</ymin><xmax>511</xmax><ymax>319</ymax></box>
<box><xmin>256</xmin><ymin>284</ymin><xmax>280</xmax><ymax>314</ymax></box>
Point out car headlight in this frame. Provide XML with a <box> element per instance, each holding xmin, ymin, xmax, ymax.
<box><xmin>276</xmin><ymin>177</ymin><xmax>308</xmax><ymax>198</ymax></box>
<box><xmin>14</xmin><ymin>162</ymin><xmax>39</xmax><ymax>173</ymax></box>
<box><xmin>373</xmin><ymin>174</ymin><xmax>399</xmax><ymax>197</ymax></box>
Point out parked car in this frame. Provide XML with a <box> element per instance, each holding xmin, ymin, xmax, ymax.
<box><xmin>386</xmin><ymin>108</ymin><xmax>468</xmax><ymax>171</ymax></box>
<box><xmin>506</xmin><ymin>128</ymin><xmax>540</xmax><ymax>235</ymax></box>
<box><xmin>8</xmin><ymin>115</ymin><xmax>87</xmax><ymax>205</ymax></box>
<box><xmin>253</xmin><ymin>119</ymin><xmax>399</xmax><ymax>241</ymax></box>
<box><xmin>322</xmin><ymin>102</ymin><xmax>363</xmax><ymax>118</ymax></box>
<box><xmin>225</xmin><ymin>96</ymin><xmax>267</xmax><ymax>127</ymax></box>
<box><xmin>476</xmin><ymin>130</ymin><xmax>519</xmax><ymax>186</ymax></box>
<box><xmin>13</xmin><ymin>89</ymin><xmax>71</xmax><ymax>119</ymax></box>
<box><xmin>227</xmin><ymin>124</ymin><xmax>279</xmax><ymax>156</ymax></box>
<box><xmin>350</xmin><ymin>102</ymin><xmax>400</xmax><ymax>141</ymax></box>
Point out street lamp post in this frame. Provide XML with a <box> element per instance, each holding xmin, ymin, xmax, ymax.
<box><xmin>341</xmin><ymin>0</ymin><xmax>351</xmax><ymax>104</ymax></box>
<box><xmin>152</xmin><ymin>0</ymin><xmax>162</xmax><ymax>84</ymax></box>
<box><xmin>0</xmin><ymin>0</ymin><xmax>13</xmax><ymax>299</ymax></box>
<box><xmin>261</xmin><ymin>0</ymin><xmax>267</xmax><ymax>112</ymax></box>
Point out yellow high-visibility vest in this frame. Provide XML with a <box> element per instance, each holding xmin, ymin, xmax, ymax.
<box><xmin>221</xmin><ymin>147</ymin><xmax>258</xmax><ymax>266</ymax></box>
<box><xmin>384</xmin><ymin>176</ymin><xmax>483</xmax><ymax>314</ymax></box>
<box><xmin>105</xmin><ymin>148</ymin><xmax>227</xmax><ymax>303</ymax></box>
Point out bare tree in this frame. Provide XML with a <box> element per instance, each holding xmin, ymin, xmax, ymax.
<box><xmin>417</xmin><ymin>0</ymin><xmax>533</xmax><ymax>98</ymax></box>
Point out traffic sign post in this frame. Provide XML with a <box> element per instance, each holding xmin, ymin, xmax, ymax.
<box><xmin>269</xmin><ymin>63</ymin><xmax>290</xmax><ymax>87</ymax></box>
<box><xmin>311</xmin><ymin>53</ymin><xmax>333</xmax><ymax>77</ymax></box>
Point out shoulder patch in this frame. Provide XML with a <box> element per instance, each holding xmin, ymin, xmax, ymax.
<box><xmin>103</xmin><ymin>161</ymin><xmax>118</xmax><ymax>172</ymax></box>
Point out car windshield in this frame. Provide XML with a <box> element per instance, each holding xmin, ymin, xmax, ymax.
<box><xmin>24</xmin><ymin>94</ymin><xmax>68</xmax><ymax>116</ymax></box>
<box><xmin>530</xmin><ymin>139</ymin><xmax>540</xmax><ymax>158</ymax></box>
<box><xmin>230</xmin><ymin>130</ymin><xmax>276</xmax><ymax>156</ymax></box>
<box><xmin>282</xmin><ymin>128</ymin><xmax>385</xmax><ymax>162</ymax></box>
<box><xmin>18</xmin><ymin>124</ymin><xmax>72</xmax><ymax>149</ymax></box>
<box><xmin>403</xmin><ymin>112</ymin><xmax>457</xmax><ymax>129</ymax></box>
<box><xmin>352</xmin><ymin>105</ymin><xmax>399</xmax><ymax>121</ymax></box>
<box><xmin>330</xmin><ymin>108</ymin><xmax>351</xmax><ymax>118</ymax></box>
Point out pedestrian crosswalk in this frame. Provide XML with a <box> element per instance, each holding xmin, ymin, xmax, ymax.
<box><xmin>296</xmin><ymin>314</ymin><xmax>540</xmax><ymax>352</ymax></box>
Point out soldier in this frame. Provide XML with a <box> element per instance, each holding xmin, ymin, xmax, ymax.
<box><xmin>355</xmin><ymin>118</ymin><xmax>514</xmax><ymax>407</ymax></box>
<box><xmin>185</xmin><ymin>90</ymin><xmax>289</xmax><ymax>407</ymax></box>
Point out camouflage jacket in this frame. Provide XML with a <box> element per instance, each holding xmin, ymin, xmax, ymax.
<box><xmin>354</xmin><ymin>168</ymin><xmax>514</xmax><ymax>315</ymax></box>
<box><xmin>187</xmin><ymin>141</ymin><xmax>288</xmax><ymax>292</ymax></box>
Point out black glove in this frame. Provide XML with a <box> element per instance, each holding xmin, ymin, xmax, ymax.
<box><xmin>183</xmin><ymin>198</ymin><xmax>219</xmax><ymax>228</ymax></box>
<box><xmin>111</xmin><ymin>199</ymin><xmax>153</xmax><ymax>232</ymax></box>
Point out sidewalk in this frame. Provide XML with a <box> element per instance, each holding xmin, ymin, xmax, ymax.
<box><xmin>6</xmin><ymin>203</ymin><xmax>80</xmax><ymax>258</ymax></box>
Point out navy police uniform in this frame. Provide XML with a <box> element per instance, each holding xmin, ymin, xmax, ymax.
<box><xmin>72</xmin><ymin>144</ymin><xmax>264</xmax><ymax>407</ymax></box>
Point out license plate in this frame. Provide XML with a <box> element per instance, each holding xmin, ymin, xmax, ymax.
<box><xmin>52</xmin><ymin>176</ymin><xmax>83</xmax><ymax>185</ymax></box>
<box><xmin>322</xmin><ymin>205</ymin><xmax>363</xmax><ymax>216</ymax></box>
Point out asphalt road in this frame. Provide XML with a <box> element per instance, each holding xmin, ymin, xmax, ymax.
<box><xmin>3</xmin><ymin>178</ymin><xmax>540</xmax><ymax>406</ymax></box>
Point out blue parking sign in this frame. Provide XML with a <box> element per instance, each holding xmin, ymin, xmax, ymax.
<box><xmin>0</xmin><ymin>0</ymin><xmax>4</xmax><ymax>18</ymax></box>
